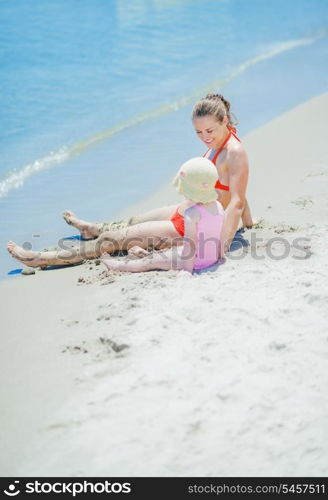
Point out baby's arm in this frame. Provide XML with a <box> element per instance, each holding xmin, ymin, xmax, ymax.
<box><xmin>179</xmin><ymin>207</ymin><xmax>199</xmax><ymax>273</ymax></box>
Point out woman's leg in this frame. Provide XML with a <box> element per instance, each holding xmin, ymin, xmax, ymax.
<box><xmin>128</xmin><ymin>204</ymin><xmax>179</xmax><ymax>225</ymax></box>
<box><xmin>7</xmin><ymin>221</ymin><xmax>182</xmax><ymax>268</ymax></box>
<box><xmin>101</xmin><ymin>247</ymin><xmax>182</xmax><ymax>273</ymax></box>
<box><xmin>62</xmin><ymin>204</ymin><xmax>179</xmax><ymax>238</ymax></box>
<box><xmin>62</xmin><ymin>211</ymin><xmax>106</xmax><ymax>239</ymax></box>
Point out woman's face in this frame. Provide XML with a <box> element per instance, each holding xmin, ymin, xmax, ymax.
<box><xmin>193</xmin><ymin>115</ymin><xmax>228</xmax><ymax>149</ymax></box>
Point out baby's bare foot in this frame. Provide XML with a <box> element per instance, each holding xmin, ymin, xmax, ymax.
<box><xmin>7</xmin><ymin>241</ymin><xmax>47</xmax><ymax>268</ymax></box>
<box><xmin>63</xmin><ymin>210</ymin><xmax>98</xmax><ymax>239</ymax></box>
<box><xmin>128</xmin><ymin>246</ymin><xmax>150</xmax><ymax>258</ymax></box>
<box><xmin>101</xmin><ymin>253</ymin><xmax>126</xmax><ymax>272</ymax></box>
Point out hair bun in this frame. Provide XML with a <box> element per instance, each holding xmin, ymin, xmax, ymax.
<box><xmin>205</xmin><ymin>93</ymin><xmax>220</xmax><ymax>100</ymax></box>
<box><xmin>192</xmin><ymin>93</ymin><xmax>237</xmax><ymax>127</ymax></box>
<box><xmin>205</xmin><ymin>93</ymin><xmax>230</xmax><ymax>112</ymax></box>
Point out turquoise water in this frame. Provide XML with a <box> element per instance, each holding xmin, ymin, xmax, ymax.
<box><xmin>1</xmin><ymin>0</ymin><xmax>328</xmax><ymax>278</ymax></box>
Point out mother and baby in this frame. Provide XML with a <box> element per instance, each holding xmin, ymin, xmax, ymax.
<box><xmin>7</xmin><ymin>94</ymin><xmax>254</xmax><ymax>274</ymax></box>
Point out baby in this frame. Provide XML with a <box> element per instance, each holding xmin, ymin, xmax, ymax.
<box><xmin>101</xmin><ymin>157</ymin><xmax>225</xmax><ymax>274</ymax></box>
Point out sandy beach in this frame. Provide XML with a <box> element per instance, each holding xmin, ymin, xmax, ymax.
<box><xmin>1</xmin><ymin>93</ymin><xmax>328</xmax><ymax>477</ymax></box>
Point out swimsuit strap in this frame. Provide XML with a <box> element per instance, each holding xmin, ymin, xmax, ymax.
<box><xmin>203</xmin><ymin>127</ymin><xmax>241</xmax><ymax>191</ymax></box>
<box><xmin>228</xmin><ymin>125</ymin><xmax>241</xmax><ymax>142</ymax></box>
<box><xmin>211</xmin><ymin>131</ymin><xmax>232</xmax><ymax>164</ymax></box>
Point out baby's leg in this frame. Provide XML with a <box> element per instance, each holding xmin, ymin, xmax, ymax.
<box><xmin>101</xmin><ymin>247</ymin><xmax>182</xmax><ymax>273</ymax></box>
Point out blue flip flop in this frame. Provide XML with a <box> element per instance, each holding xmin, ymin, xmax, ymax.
<box><xmin>62</xmin><ymin>235</ymin><xmax>85</xmax><ymax>241</ymax></box>
<box><xmin>41</xmin><ymin>262</ymin><xmax>83</xmax><ymax>270</ymax></box>
<box><xmin>8</xmin><ymin>268</ymin><xmax>23</xmax><ymax>275</ymax></box>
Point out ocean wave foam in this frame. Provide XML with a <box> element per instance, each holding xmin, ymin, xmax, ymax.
<box><xmin>0</xmin><ymin>148</ymin><xmax>69</xmax><ymax>198</ymax></box>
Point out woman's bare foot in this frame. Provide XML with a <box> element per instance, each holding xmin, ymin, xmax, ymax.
<box><xmin>63</xmin><ymin>210</ymin><xmax>100</xmax><ymax>240</ymax></box>
<box><xmin>101</xmin><ymin>253</ymin><xmax>126</xmax><ymax>272</ymax></box>
<box><xmin>7</xmin><ymin>241</ymin><xmax>47</xmax><ymax>268</ymax></box>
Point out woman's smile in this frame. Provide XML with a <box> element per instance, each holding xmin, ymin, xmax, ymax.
<box><xmin>193</xmin><ymin>115</ymin><xmax>228</xmax><ymax>149</ymax></box>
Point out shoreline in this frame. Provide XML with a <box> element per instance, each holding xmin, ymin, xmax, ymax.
<box><xmin>1</xmin><ymin>92</ymin><xmax>328</xmax><ymax>476</ymax></box>
<box><xmin>1</xmin><ymin>89</ymin><xmax>326</xmax><ymax>281</ymax></box>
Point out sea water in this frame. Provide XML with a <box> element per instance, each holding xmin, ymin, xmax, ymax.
<box><xmin>1</xmin><ymin>0</ymin><xmax>328</xmax><ymax>278</ymax></box>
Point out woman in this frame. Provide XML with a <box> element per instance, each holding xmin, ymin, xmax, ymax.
<box><xmin>7</xmin><ymin>94</ymin><xmax>253</xmax><ymax>268</ymax></box>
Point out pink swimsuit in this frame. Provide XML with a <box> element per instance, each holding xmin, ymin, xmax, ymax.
<box><xmin>192</xmin><ymin>201</ymin><xmax>225</xmax><ymax>270</ymax></box>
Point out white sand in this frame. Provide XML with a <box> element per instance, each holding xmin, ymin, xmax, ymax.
<box><xmin>1</xmin><ymin>93</ymin><xmax>328</xmax><ymax>477</ymax></box>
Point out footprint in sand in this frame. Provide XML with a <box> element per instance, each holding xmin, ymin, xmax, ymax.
<box><xmin>127</xmin><ymin>302</ymin><xmax>138</xmax><ymax>309</ymax></box>
<box><xmin>268</xmin><ymin>341</ymin><xmax>288</xmax><ymax>352</ymax></box>
<box><xmin>291</xmin><ymin>197</ymin><xmax>314</xmax><ymax>209</ymax></box>
<box><xmin>97</xmin><ymin>314</ymin><xmax>111</xmax><ymax>321</ymax></box>
<box><xmin>99</xmin><ymin>336</ymin><xmax>129</xmax><ymax>353</ymax></box>
<box><xmin>273</xmin><ymin>224</ymin><xmax>299</xmax><ymax>234</ymax></box>
<box><xmin>62</xmin><ymin>343</ymin><xmax>88</xmax><ymax>354</ymax></box>
<box><xmin>65</xmin><ymin>320</ymin><xmax>79</xmax><ymax>327</ymax></box>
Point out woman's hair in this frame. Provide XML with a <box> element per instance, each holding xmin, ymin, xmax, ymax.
<box><xmin>192</xmin><ymin>93</ymin><xmax>237</xmax><ymax>127</ymax></box>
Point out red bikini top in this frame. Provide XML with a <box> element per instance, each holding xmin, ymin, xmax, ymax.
<box><xmin>203</xmin><ymin>126</ymin><xmax>241</xmax><ymax>191</ymax></box>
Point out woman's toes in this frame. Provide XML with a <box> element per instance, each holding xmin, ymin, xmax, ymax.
<box><xmin>63</xmin><ymin>210</ymin><xmax>75</xmax><ymax>224</ymax></box>
<box><xmin>7</xmin><ymin>241</ymin><xmax>16</xmax><ymax>254</ymax></box>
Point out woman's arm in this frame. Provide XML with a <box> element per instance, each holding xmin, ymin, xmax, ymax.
<box><xmin>179</xmin><ymin>207</ymin><xmax>199</xmax><ymax>273</ymax></box>
<box><xmin>241</xmin><ymin>198</ymin><xmax>253</xmax><ymax>228</ymax></box>
<box><xmin>221</xmin><ymin>147</ymin><xmax>249</xmax><ymax>253</ymax></box>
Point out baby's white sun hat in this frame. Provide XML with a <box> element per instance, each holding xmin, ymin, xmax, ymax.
<box><xmin>173</xmin><ymin>157</ymin><xmax>218</xmax><ymax>203</ymax></box>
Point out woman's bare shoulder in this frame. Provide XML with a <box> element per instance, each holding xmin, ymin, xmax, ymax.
<box><xmin>228</xmin><ymin>135</ymin><xmax>247</xmax><ymax>153</ymax></box>
<box><xmin>226</xmin><ymin>138</ymin><xmax>249</xmax><ymax>167</ymax></box>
